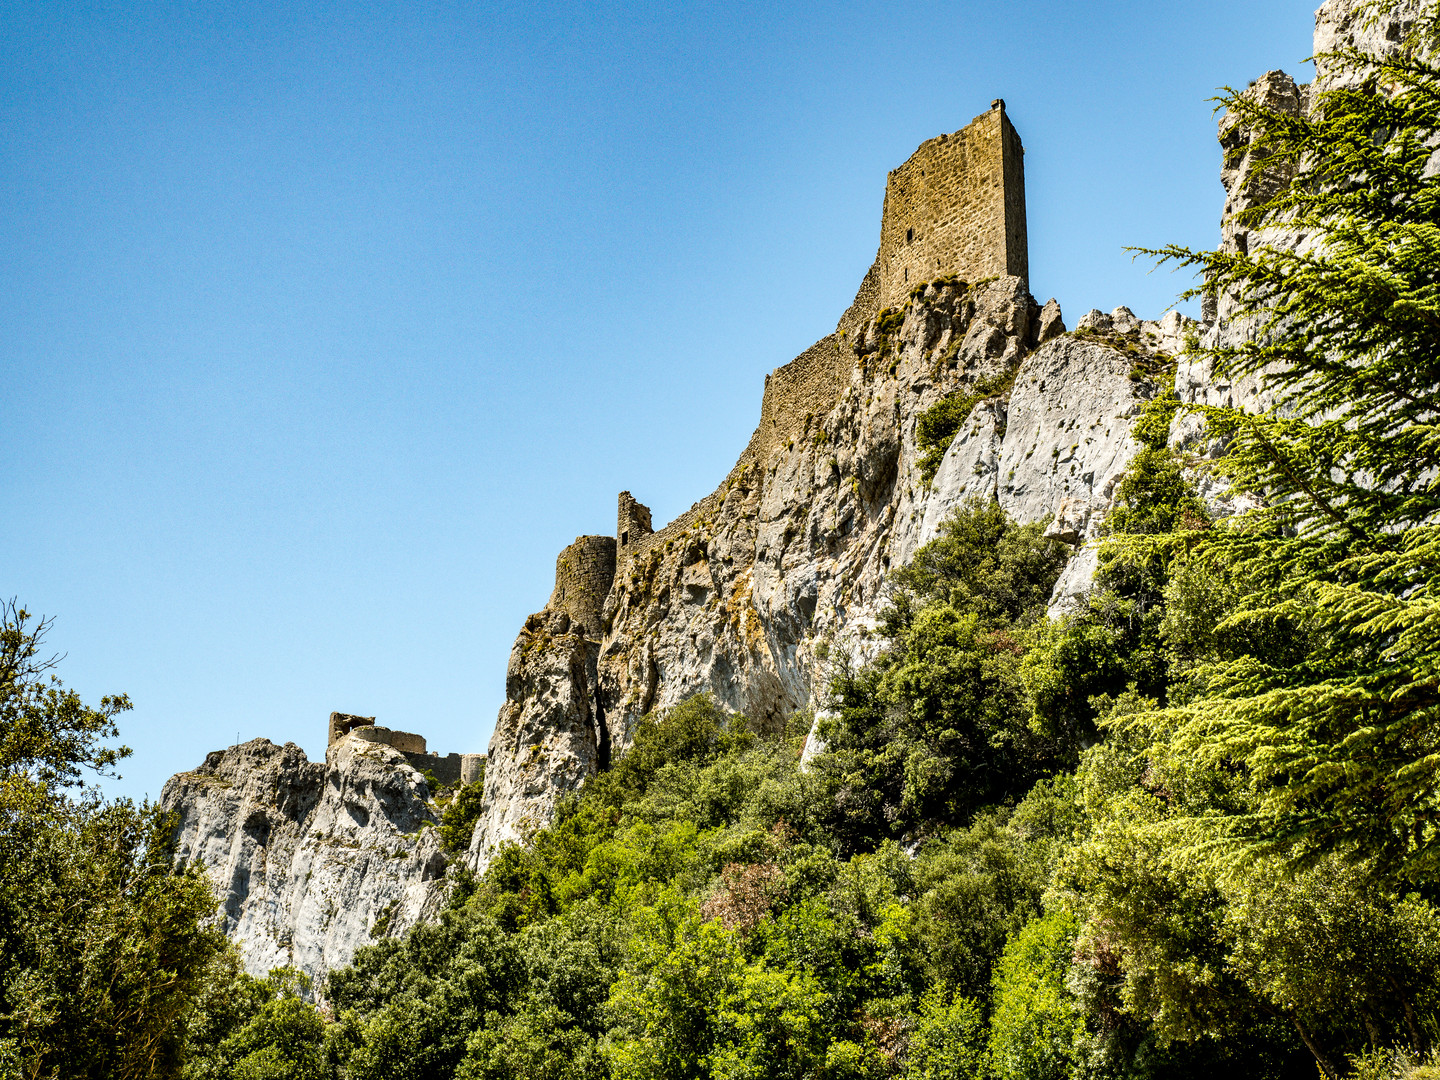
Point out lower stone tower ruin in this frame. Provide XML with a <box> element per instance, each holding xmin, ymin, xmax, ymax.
<box><xmin>549</xmin><ymin>535</ymin><xmax>618</xmax><ymax>639</ymax></box>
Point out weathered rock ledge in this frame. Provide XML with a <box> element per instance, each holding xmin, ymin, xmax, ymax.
<box><xmin>161</xmin><ymin>734</ymin><xmax>447</xmax><ymax>990</ymax></box>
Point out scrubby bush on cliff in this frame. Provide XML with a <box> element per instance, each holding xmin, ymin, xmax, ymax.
<box><xmin>817</xmin><ymin>501</ymin><xmax>1068</xmax><ymax>842</ymax></box>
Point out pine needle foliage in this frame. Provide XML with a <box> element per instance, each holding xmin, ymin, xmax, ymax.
<box><xmin>1134</xmin><ymin>2</ymin><xmax>1440</xmax><ymax>882</ymax></box>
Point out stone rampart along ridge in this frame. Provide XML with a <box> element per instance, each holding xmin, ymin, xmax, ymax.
<box><xmin>876</xmin><ymin>101</ymin><xmax>1027</xmax><ymax>309</ymax></box>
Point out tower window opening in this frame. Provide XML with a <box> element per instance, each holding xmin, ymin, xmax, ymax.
<box><xmin>906</xmin><ymin>227</ymin><xmax>913</xmax><ymax>243</ymax></box>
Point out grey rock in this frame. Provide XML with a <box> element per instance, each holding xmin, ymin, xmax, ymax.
<box><xmin>1047</xmin><ymin>541</ymin><xmax>1102</xmax><ymax>621</ymax></box>
<box><xmin>1035</xmin><ymin>298</ymin><xmax>1065</xmax><ymax>344</ymax></box>
<box><xmin>997</xmin><ymin>335</ymin><xmax>1148</xmax><ymax>526</ymax></box>
<box><xmin>161</xmin><ymin>736</ymin><xmax>447</xmax><ymax>992</ymax></box>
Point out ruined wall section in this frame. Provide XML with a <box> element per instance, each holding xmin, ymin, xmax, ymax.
<box><xmin>615</xmin><ymin>333</ymin><xmax>855</xmax><ymax>577</ymax></box>
<box><xmin>876</xmin><ymin>103</ymin><xmax>1027</xmax><ymax>309</ymax></box>
<box><xmin>836</xmin><ymin>261</ymin><xmax>881</xmax><ymax>341</ymax></box>
<box><xmin>549</xmin><ymin>535</ymin><xmax>617</xmax><ymax>639</ymax></box>
<box><xmin>616</xmin><ymin>493</ymin><xmax>654</xmax><ymax>556</ymax></box>
<box><xmin>326</xmin><ymin>712</ymin><xmax>482</xmax><ymax>789</ymax></box>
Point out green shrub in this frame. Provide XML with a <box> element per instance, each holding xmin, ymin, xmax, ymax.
<box><xmin>915</xmin><ymin>370</ymin><xmax>1017</xmax><ymax>484</ymax></box>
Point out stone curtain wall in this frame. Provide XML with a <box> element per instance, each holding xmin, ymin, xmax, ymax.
<box><xmin>550</xmin><ymin>535</ymin><xmax>618</xmax><ymax>639</ymax></box>
<box><xmin>753</xmin><ymin>335</ymin><xmax>851</xmax><ymax>468</ymax></box>
<box><xmin>613</xmin><ymin>332</ymin><xmax>855</xmax><ymax>574</ymax></box>
<box><xmin>876</xmin><ymin>103</ymin><xmax>1027</xmax><ymax>309</ymax></box>
<box><xmin>325</xmin><ymin>712</ymin><xmax>481</xmax><ymax>788</ymax></box>
<box><xmin>351</xmin><ymin>725</ymin><xmax>427</xmax><ymax>755</ymax></box>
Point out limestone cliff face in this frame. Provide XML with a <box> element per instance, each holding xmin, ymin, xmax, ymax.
<box><xmin>470</xmin><ymin>0</ymin><xmax>1407</xmax><ymax>866</ymax></box>
<box><xmin>469</xmin><ymin>270</ymin><xmax>1189</xmax><ymax>864</ymax></box>
<box><xmin>161</xmin><ymin>735</ymin><xmax>447</xmax><ymax>990</ymax></box>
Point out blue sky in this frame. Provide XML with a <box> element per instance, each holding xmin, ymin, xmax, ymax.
<box><xmin>2</xmin><ymin>0</ymin><xmax>1317</xmax><ymax>801</ymax></box>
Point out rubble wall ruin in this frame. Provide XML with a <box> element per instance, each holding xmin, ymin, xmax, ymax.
<box><xmin>326</xmin><ymin>711</ymin><xmax>482</xmax><ymax>788</ymax></box>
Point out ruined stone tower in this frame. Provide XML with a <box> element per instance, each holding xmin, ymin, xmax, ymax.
<box><xmin>875</xmin><ymin>100</ymin><xmax>1027</xmax><ymax>309</ymax></box>
<box><xmin>549</xmin><ymin>535</ymin><xmax>618</xmax><ymax>639</ymax></box>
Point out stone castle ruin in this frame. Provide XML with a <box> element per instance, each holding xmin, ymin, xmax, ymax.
<box><xmin>328</xmin><ymin>711</ymin><xmax>483</xmax><ymax>787</ymax></box>
<box><xmin>528</xmin><ymin>100</ymin><xmax>1030</xmax><ymax>636</ymax></box>
<box><xmin>474</xmin><ymin>99</ymin><xmax>1039</xmax><ymax>860</ymax></box>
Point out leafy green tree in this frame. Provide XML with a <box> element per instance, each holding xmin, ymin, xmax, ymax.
<box><xmin>905</xmin><ymin>984</ymin><xmax>985</xmax><ymax>1080</ymax></box>
<box><xmin>440</xmin><ymin>773</ymin><xmax>486</xmax><ymax>855</ymax></box>
<box><xmin>911</xmin><ymin>777</ymin><xmax>1077</xmax><ymax>1001</ymax></box>
<box><xmin>604</xmin><ymin>894</ymin><xmax>829</xmax><ymax>1080</ymax></box>
<box><xmin>819</xmin><ymin>503</ymin><xmax>1069</xmax><ymax>841</ymax></box>
<box><xmin>0</xmin><ymin>602</ymin><xmax>226</xmax><ymax>1080</ymax></box>
<box><xmin>1139</xmin><ymin>7</ymin><xmax>1440</xmax><ymax>881</ymax></box>
<box><xmin>457</xmin><ymin>1001</ymin><xmax>605</xmax><ymax>1080</ymax></box>
<box><xmin>987</xmin><ymin>911</ymin><xmax>1083</xmax><ymax>1080</ymax></box>
<box><xmin>201</xmin><ymin>969</ymin><xmax>329</xmax><ymax>1080</ymax></box>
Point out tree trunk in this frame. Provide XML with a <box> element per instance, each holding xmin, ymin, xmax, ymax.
<box><xmin>1293</xmin><ymin>1015</ymin><xmax>1342</xmax><ymax>1080</ymax></box>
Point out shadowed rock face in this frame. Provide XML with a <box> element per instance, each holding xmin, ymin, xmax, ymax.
<box><xmin>161</xmin><ymin>735</ymin><xmax>447</xmax><ymax>991</ymax></box>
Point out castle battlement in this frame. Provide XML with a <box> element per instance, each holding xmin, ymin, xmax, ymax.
<box><xmin>327</xmin><ymin>711</ymin><xmax>483</xmax><ymax>788</ymax></box>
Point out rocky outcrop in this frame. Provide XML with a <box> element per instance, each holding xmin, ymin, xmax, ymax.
<box><xmin>161</xmin><ymin>735</ymin><xmax>447</xmax><ymax>991</ymax></box>
<box><xmin>1178</xmin><ymin>0</ymin><xmax>1430</xmax><ymax>453</ymax></box>
<box><xmin>468</xmin><ymin>261</ymin><xmax>1195</xmax><ymax>865</ymax></box>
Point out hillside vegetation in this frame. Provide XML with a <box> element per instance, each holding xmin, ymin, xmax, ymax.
<box><xmin>5</xmin><ymin>6</ymin><xmax>1440</xmax><ymax>1079</ymax></box>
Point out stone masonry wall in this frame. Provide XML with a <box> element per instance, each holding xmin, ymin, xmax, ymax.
<box><xmin>549</xmin><ymin>535</ymin><xmax>618</xmax><ymax>639</ymax></box>
<box><xmin>350</xmin><ymin>725</ymin><xmax>427</xmax><ymax>755</ymax></box>
<box><xmin>617</xmin><ymin>493</ymin><xmax>654</xmax><ymax>555</ymax></box>
<box><xmin>877</xmin><ymin>102</ymin><xmax>1027</xmax><ymax>309</ymax></box>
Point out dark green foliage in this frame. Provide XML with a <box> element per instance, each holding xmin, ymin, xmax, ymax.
<box><xmin>182</xmin><ymin>968</ymin><xmax>329</xmax><ymax>1080</ymax></box>
<box><xmin>589</xmin><ymin>693</ymin><xmax>755</xmax><ymax>811</ymax></box>
<box><xmin>890</xmin><ymin>499</ymin><xmax>1069</xmax><ymax>631</ymax></box>
<box><xmin>0</xmin><ymin>602</ymin><xmax>227</xmax><ymax>1080</ymax></box>
<box><xmin>915</xmin><ymin>370</ymin><xmax>1018</xmax><ymax>483</ymax></box>
<box><xmin>819</xmin><ymin>503</ymin><xmax>1069</xmax><ymax>841</ymax></box>
<box><xmin>1135</xmin><ymin>12</ymin><xmax>1440</xmax><ymax>881</ymax></box>
<box><xmin>440</xmin><ymin>776</ymin><xmax>486</xmax><ymax>855</ymax></box>
<box><xmin>1102</xmin><ymin>449</ymin><xmax>1208</xmax><ymax>539</ymax></box>
<box><xmin>910</xmin><ymin>778</ymin><xmax>1076</xmax><ymax>1001</ymax></box>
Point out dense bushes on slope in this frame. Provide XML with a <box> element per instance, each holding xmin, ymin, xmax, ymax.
<box><xmin>181</xmin><ymin>475</ymin><xmax>1440</xmax><ymax>1079</ymax></box>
